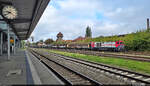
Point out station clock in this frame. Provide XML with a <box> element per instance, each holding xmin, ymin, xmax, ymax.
<box><xmin>2</xmin><ymin>5</ymin><xmax>18</xmax><ymax>19</ymax></box>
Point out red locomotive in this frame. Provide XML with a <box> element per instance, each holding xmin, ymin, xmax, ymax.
<box><xmin>89</xmin><ymin>40</ymin><xmax>125</xmax><ymax>51</ymax></box>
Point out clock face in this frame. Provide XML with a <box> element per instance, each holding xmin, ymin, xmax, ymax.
<box><xmin>2</xmin><ymin>5</ymin><xmax>18</xmax><ymax>19</ymax></box>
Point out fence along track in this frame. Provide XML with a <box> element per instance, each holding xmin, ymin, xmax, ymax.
<box><xmin>29</xmin><ymin>49</ymin><xmax>102</xmax><ymax>85</ymax></box>
<box><xmin>39</xmin><ymin>49</ymin><xmax>150</xmax><ymax>86</ymax></box>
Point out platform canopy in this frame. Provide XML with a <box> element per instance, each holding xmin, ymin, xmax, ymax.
<box><xmin>0</xmin><ymin>0</ymin><xmax>50</xmax><ymax>40</ymax></box>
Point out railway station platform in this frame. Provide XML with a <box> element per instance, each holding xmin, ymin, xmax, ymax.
<box><xmin>0</xmin><ymin>48</ymin><xmax>64</xmax><ymax>85</ymax></box>
<box><xmin>0</xmin><ymin>0</ymin><xmax>57</xmax><ymax>85</ymax></box>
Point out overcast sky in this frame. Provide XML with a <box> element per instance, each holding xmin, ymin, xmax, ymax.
<box><xmin>30</xmin><ymin>0</ymin><xmax>150</xmax><ymax>42</ymax></box>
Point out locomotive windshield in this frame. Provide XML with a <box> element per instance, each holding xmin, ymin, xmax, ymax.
<box><xmin>120</xmin><ymin>42</ymin><xmax>123</xmax><ymax>44</ymax></box>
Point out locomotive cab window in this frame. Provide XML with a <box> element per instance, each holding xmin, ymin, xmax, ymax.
<box><xmin>120</xmin><ymin>42</ymin><xmax>123</xmax><ymax>44</ymax></box>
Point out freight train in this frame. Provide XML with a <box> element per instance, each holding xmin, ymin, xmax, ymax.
<box><xmin>31</xmin><ymin>40</ymin><xmax>125</xmax><ymax>52</ymax></box>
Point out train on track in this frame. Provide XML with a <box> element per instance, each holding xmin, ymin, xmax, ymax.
<box><xmin>30</xmin><ymin>40</ymin><xmax>125</xmax><ymax>52</ymax></box>
<box><xmin>89</xmin><ymin>40</ymin><xmax>124</xmax><ymax>51</ymax></box>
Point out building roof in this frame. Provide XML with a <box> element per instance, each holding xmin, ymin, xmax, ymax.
<box><xmin>63</xmin><ymin>40</ymin><xmax>72</xmax><ymax>42</ymax></box>
<box><xmin>0</xmin><ymin>0</ymin><xmax>50</xmax><ymax>40</ymax></box>
<box><xmin>72</xmin><ymin>36</ymin><xmax>85</xmax><ymax>42</ymax></box>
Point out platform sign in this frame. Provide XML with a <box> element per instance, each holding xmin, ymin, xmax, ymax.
<box><xmin>10</xmin><ymin>39</ymin><xmax>14</xmax><ymax>43</ymax></box>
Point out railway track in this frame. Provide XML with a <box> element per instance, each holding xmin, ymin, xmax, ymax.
<box><xmin>52</xmin><ymin>48</ymin><xmax>150</xmax><ymax>62</ymax></box>
<box><xmin>31</xmin><ymin>48</ymin><xmax>150</xmax><ymax>86</ymax></box>
<box><xmin>29</xmin><ymin>49</ymin><xmax>102</xmax><ymax>85</ymax></box>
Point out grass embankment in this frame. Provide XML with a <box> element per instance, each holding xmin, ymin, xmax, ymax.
<box><xmin>78</xmin><ymin>31</ymin><xmax>150</xmax><ymax>51</ymax></box>
<box><xmin>41</xmin><ymin>49</ymin><xmax>150</xmax><ymax>75</ymax></box>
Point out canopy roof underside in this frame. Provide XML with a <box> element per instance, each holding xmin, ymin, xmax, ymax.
<box><xmin>0</xmin><ymin>0</ymin><xmax>50</xmax><ymax>40</ymax></box>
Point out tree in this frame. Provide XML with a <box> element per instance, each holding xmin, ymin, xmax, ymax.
<box><xmin>35</xmin><ymin>39</ymin><xmax>43</xmax><ymax>45</ymax></box>
<box><xmin>31</xmin><ymin>36</ymin><xmax>34</xmax><ymax>42</ymax></box>
<box><xmin>44</xmin><ymin>38</ymin><xmax>54</xmax><ymax>44</ymax></box>
<box><xmin>31</xmin><ymin>42</ymin><xmax>36</xmax><ymax>45</ymax></box>
<box><xmin>21</xmin><ymin>40</ymin><xmax>26</xmax><ymax>48</ymax></box>
<box><xmin>36</xmin><ymin>41</ymin><xmax>40</xmax><ymax>45</ymax></box>
<box><xmin>85</xmin><ymin>26</ymin><xmax>92</xmax><ymax>38</ymax></box>
<box><xmin>39</xmin><ymin>40</ymin><xmax>43</xmax><ymax>42</ymax></box>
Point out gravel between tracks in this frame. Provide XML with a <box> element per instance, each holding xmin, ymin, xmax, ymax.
<box><xmin>33</xmin><ymin>49</ymin><xmax>126</xmax><ymax>85</ymax></box>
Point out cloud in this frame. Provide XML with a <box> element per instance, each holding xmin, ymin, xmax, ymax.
<box><xmin>31</xmin><ymin>0</ymin><xmax>150</xmax><ymax>42</ymax></box>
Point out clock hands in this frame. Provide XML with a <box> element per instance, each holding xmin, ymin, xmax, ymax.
<box><xmin>2</xmin><ymin>5</ymin><xmax>18</xmax><ymax>19</ymax></box>
<box><xmin>3</xmin><ymin>11</ymin><xmax>11</xmax><ymax>15</ymax></box>
<box><xmin>3</xmin><ymin>10</ymin><xmax>17</xmax><ymax>18</ymax></box>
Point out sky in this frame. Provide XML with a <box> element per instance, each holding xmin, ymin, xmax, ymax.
<box><xmin>30</xmin><ymin>0</ymin><xmax>150</xmax><ymax>42</ymax></box>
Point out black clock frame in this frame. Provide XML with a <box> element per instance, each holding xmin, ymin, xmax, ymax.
<box><xmin>0</xmin><ymin>1</ymin><xmax>14</xmax><ymax>20</ymax></box>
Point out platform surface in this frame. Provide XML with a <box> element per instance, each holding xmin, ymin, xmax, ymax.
<box><xmin>0</xmin><ymin>49</ymin><xmax>28</xmax><ymax>85</ymax></box>
<box><xmin>0</xmin><ymin>49</ymin><xmax>64</xmax><ymax>85</ymax></box>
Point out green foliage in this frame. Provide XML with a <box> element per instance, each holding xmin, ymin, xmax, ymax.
<box><xmin>35</xmin><ymin>41</ymin><xmax>39</xmax><ymax>45</ymax></box>
<box><xmin>39</xmin><ymin>40</ymin><xmax>43</xmax><ymax>42</ymax></box>
<box><xmin>123</xmin><ymin>31</ymin><xmax>150</xmax><ymax>51</ymax></box>
<box><xmin>35</xmin><ymin>39</ymin><xmax>45</xmax><ymax>45</ymax></box>
<box><xmin>31</xmin><ymin>42</ymin><xmax>36</xmax><ymax>45</ymax></box>
<box><xmin>21</xmin><ymin>40</ymin><xmax>26</xmax><ymax>48</ymax></box>
<box><xmin>44</xmin><ymin>38</ymin><xmax>54</xmax><ymax>44</ymax></box>
<box><xmin>31</xmin><ymin>36</ymin><xmax>34</xmax><ymax>42</ymax></box>
<box><xmin>85</xmin><ymin>26</ymin><xmax>92</xmax><ymax>38</ymax></box>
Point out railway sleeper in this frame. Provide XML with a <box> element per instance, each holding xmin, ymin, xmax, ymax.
<box><xmin>127</xmin><ymin>74</ymin><xmax>135</xmax><ymax>77</ymax></box>
<box><xmin>134</xmin><ymin>76</ymin><xmax>143</xmax><ymax>79</ymax></box>
<box><xmin>143</xmin><ymin>78</ymin><xmax>150</xmax><ymax>81</ymax></box>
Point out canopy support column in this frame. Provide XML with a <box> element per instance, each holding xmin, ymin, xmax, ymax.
<box><xmin>14</xmin><ymin>35</ymin><xmax>16</xmax><ymax>54</ymax></box>
<box><xmin>7</xmin><ymin>26</ymin><xmax>10</xmax><ymax>60</ymax></box>
<box><xmin>0</xmin><ymin>32</ymin><xmax>3</xmax><ymax>55</ymax></box>
<box><xmin>18</xmin><ymin>40</ymin><xmax>21</xmax><ymax>48</ymax></box>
